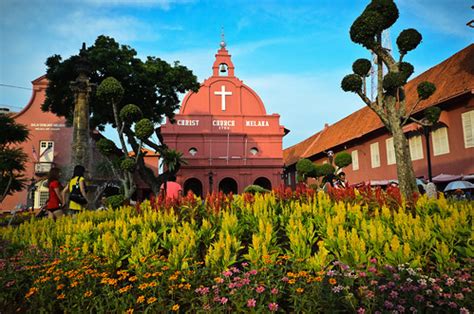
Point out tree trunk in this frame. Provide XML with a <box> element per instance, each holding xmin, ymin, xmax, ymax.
<box><xmin>391</xmin><ymin>121</ymin><xmax>418</xmax><ymax>203</ymax></box>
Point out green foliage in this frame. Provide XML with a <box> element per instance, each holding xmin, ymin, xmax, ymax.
<box><xmin>350</xmin><ymin>10</ymin><xmax>384</xmax><ymax>47</ymax></box>
<box><xmin>366</xmin><ymin>0</ymin><xmax>399</xmax><ymax>29</ymax></box>
<box><xmin>134</xmin><ymin>118</ymin><xmax>154</xmax><ymax>141</ymax></box>
<box><xmin>243</xmin><ymin>185</ymin><xmax>270</xmax><ymax>194</ymax></box>
<box><xmin>0</xmin><ymin>114</ymin><xmax>29</xmax><ymax>201</ymax></box>
<box><xmin>160</xmin><ymin>149</ymin><xmax>187</xmax><ymax>174</ymax></box>
<box><xmin>96</xmin><ymin>138</ymin><xmax>117</xmax><ymax>156</ymax></box>
<box><xmin>424</xmin><ymin>107</ymin><xmax>441</xmax><ymax>125</ymax></box>
<box><xmin>105</xmin><ymin>194</ymin><xmax>125</xmax><ymax>209</ymax></box>
<box><xmin>296</xmin><ymin>159</ymin><xmax>314</xmax><ymax>175</ymax></box>
<box><xmin>397</xmin><ymin>29</ymin><xmax>422</xmax><ymax>54</ymax></box>
<box><xmin>120</xmin><ymin>158</ymin><xmax>136</xmax><ymax>172</ymax></box>
<box><xmin>398</xmin><ymin>62</ymin><xmax>414</xmax><ymax>82</ymax></box>
<box><xmin>119</xmin><ymin>104</ymin><xmax>142</xmax><ymax>124</ymax></box>
<box><xmin>334</xmin><ymin>152</ymin><xmax>352</xmax><ymax>169</ymax></box>
<box><xmin>417</xmin><ymin>81</ymin><xmax>436</xmax><ymax>100</ymax></box>
<box><xmin>341</xmin><ymin>74</ymin><xmax>362</xmax><ymax>93</ymax></box>
<box><xmin>382</xmin><ymin>72</ymin><xmax>405</xmax><ymax>93</ymax></box>
<box><xmin>318</xmin><ymin>163</ymin><xmax>335</xmax><ymax>177</ymax></box>
<box><xmin>352</xmin><ymin>58</ymin><xmax>372</xmax><ymax>77</ymax></box>
<box><xmin>96</xmin><ymin>77</ymin><xmax>124</xmax><ymax>104</ymax></box>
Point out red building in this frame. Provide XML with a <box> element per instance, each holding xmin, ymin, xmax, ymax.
<box><xmin>284</xmin><ymin>44</ymin><xmax>474</xmax><ymax>187</ymax></box>
<box><xmin>161</xmin><ymin>40</ymin><xmax>286</xmax><ymax>196</ymax></box>
<box><xmin>1</xmin><ymin>76</ymin><xmax>73</xmax><ymax>211</ymax></box>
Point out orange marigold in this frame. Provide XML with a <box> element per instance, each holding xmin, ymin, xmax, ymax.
<box><xmin>137</xmin><ymin>296</ymin><xmax>145</xmax><ymax>304</ymax></box>
<box><xmin>57</xmin><ymin>293</ymin><xmax>65</xmax><ymax>300</ymax></box>
<box><xmin>147</xmin><ymin>297</ymin><xmax>157</xmax><ymax>304</ymax></box>
<box><xmin>329</xmin><ymin>278</ymin><xmax>337</xmax><ymax>285</ymax></box>
<box><xmin>172</xmin><ymin>304</ymin><xmax>180</xmax><ymax>312</ymax></box>
<box><xmin>296</xmin><ymin>288</ymin><xmax>304</xmax><ymax>294</ymax></box>
<box><xmin>84</xmin><ymin>290</ymin><xmax>93</xmax><ymax>297</ymax></box>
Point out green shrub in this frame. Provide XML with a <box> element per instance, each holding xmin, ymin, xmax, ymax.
<box><xmin>341</xmin><ymin>74</ymin><xmax>362</xmax><ymax>93</ymax></box>
<box><xmin>134</xmin><ymin>118</ymin><xmax>154</xmax><ymax>140</ymax></box>
<box><xmin>243</xmin><ymin>185</ymin><xmax>270</xmax><ymax>194</ymax></box>
<box><xmin>105</xmin><ymin>194</ymin><xmax>125</xmax><ymax>209</ymax></box>
<box><xmin>119</xmin><ymin>104</ymin><xmax>143</xmax><ymax>124</ymax></box>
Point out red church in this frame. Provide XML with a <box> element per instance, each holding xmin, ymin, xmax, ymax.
<box><xmin>161</xmin><ymin>39</ymin><xmax>287</xmax><ymax>196</ymax></box>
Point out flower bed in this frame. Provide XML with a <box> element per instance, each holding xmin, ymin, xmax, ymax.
<box><xmin>0</xmin><ymin>189</ymin><xmax>472</xmax><ymax>312</ymax></box>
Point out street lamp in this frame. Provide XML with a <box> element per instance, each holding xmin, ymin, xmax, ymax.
<box><xmin>208</xmin><ymin>171</ymin><xmax>214</xmax><ymax>193</ymax></box>
<box><xmin>422</xmin><ymin>124</ymin><xmax>433</xmax><ymax>182</ymax></box>
<box><xmin>28</xmin><ymin>177</ymin><xmax>37</xmax><ymax>212</ymax></box>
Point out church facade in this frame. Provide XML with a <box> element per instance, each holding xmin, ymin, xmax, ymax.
<box><xmin>161</xmin><ymin>41</ymin><xmax>286</xmax><ymax>196</ymax></box>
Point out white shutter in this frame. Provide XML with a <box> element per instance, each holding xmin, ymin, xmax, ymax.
<box><xmin>386</xmin><ymin>137</ymin><xmax>396</xmax><ymax>165</ymax></box>
<box><xmin>352</xmin><ymin>150</ymin><xmax>359</xmax><ymax>171</ymax></box>
<box><xmin>462</xmin><ymin>110</ymin><xmax>474</xmax><ymax>148</ymax></box>
<box><xmin>409</xmin><ymin>135</ymin><xmax>424</xmax><ymax>161</ymax></box>
<box><xmin>39</xmin><ymin>141</ymin><xmax>54</xmax><ymax>162</ymax></box>
<box><xmin>432</xmin><ymin>127</ymin><xmax>450</xmax><ymax>156</ymax></box>
<box><xmin>370</xmin><ymin>142</ymin><xmax>380</xmax><ymax>168</ymax></box>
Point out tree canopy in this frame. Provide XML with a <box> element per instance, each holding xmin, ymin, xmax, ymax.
<box><xmin>0</xmin><ymin>114</ymin><xmax>29</xmax><ymax>202</ymax></box>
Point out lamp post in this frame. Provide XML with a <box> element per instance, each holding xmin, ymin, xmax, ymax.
<box><xmin>28</xmin><ymin>177</ymin><xmax>37</xmax><ymax>212</ymax></box>
<box><xmin>422</xmin><ymin>125</ymin><xmax>433</xmax><ymax>182</ymax></box>
<box><xmin>208</xmin><ymin>171</ymin><xmax>214</xmax><ymax>194</ymax></box>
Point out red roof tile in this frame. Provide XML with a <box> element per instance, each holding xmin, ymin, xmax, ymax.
<box><xmin>284</xmin><ymin>44</ymin><xmax>474</xmax><ymax>166</ymax></box>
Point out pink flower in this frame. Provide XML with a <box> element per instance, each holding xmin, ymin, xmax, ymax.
<box><xmin>368</xmin><ymin>267</ymin><xmax>377</xmax><ymax>273</ymax></box>
<box><xmin>223</xmin><ymin>270</ymin><xmax>232</xmax><ymax>277</ymax></box>
<box><xmin>249</xmin><ymin>270</ymin><xmax>258</xmax><ymax>276</ymax></box>
<box><xmin>446</xmin><ymin>277</ymin><xmax>455</xmax><ymax>286</ymax></box>
<box><xmin>241</xmin><ymin>262</ymin><xmax>249</xmax><ymax>267</ymax></box>
<box><xmin>247</xmin><ymin>298</ymin><xmax>256</xmax><ymax>308</ymax></box>
<box><xmin>460</xmin><ymin>307</ymin><xmax>469</xmax><ymax>314</ymax></box>
<box><xmin>357</xmin><ymin>308</ymin><xmax>365</xmax><ymax>314</ymax></box>
<box><xmin>358</xmin><ymin>271</ymin><xmax>367</xmax><ymax>278</ymax></box>
<box><xmin>268</xmin><ymin>302</ymin><xmax>279</xmax><ymax>312</ymax></box>
<box><xmin>220</xmin><ymin>297</ymin><xmax>228</xmax><ymax>304</ymax></box>
<box><xmin>281</xmin><ymin>276</ymin><xmax>289</xmax><ymax>282</ymax></box>
<box><xmin>370</xmin><ymin>258</ymin><xmax>377</xmax><ymax>264</ymax></box>
<box><xmin>256</xmin><ymin>286</ymin><xmax>265</xmax><ymax>293</ymax></box>
<box><xmin>271</xmin><ymin>288</ymin><xmax>279</xmax><ymax>295</ymax></box>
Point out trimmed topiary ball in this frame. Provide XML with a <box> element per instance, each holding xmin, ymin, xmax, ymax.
<box><xmin>319</xmin><ymin>163</ymin><xmax>336</xmax><ymax>177</ymax></box>
<box><xmin>334</xmin><ymin>152</ymin><xmax>352</xmax><ymax>169</ymax></box>
<box><xmin>424</xmin><ymin>107</ymin><xmax>441</xmax><ymax>125</ymax></box>
<box><xmin>398</xmin><ymin>62</ymin><xmax>414</xmax><ymax>82</ymax></box>
<box><xmin>96</xmin><ymin>138</ymin><xmax>117</xmax><ymax>155</ymax></box>
<box><xmin>341</xmin><ymin>74</ymin><xmax>363</xmax><ymax>93</ymax></box>
<box><xmin>382</xmin><ymin>72</ymin><xmax>405</xmax><ymax>93</ymax></box>
<box><xmin>397</xmin><ymin>29</ymin><xmax>422</xmax><ymax>54</ymax></box>
<box><xmin>120</xmin><ymin>104</ymin><xmax>143</xmax><ymax>124</ymax></box>
<box><xmin>120</xmin><ymin>158</ymin><xmax>136</xmax><ymax>172</ymax></box>
<box><xmin>352</xmin><ymin>59</ymin><xmax>372</xmax><ymax>77</ymax></box>
<box><xmin>417</xmin><ymin>81</ymin><xmax>436</xmax><ymax>100</ymax></box>
<box><xmin>296</xmin><ymin>159</ymin><xmax>315</xmax><ymax>175</ymax></box>
<box><xmin>350</xmin><ymin>10</ymin><xmax>384</xmax><ymax>47</ymax></box>
<box><xmin>96</xmin><ymin>77</ymin><xmax>124</xmax><ymax>102</ymax></box>
<box><xmin>106</xmin><ymin>194</ymin><xmax>125</xmax><ymax>209</ymax></box>
<box><xmin>134</xmin><ymin>118</ymin><xmax>154</xmax><ymax>140</ymax></box>
<box><xmin>366</xmin><ymin>0</ymin><xmax>399</xmax><ymax>29</ymax></box>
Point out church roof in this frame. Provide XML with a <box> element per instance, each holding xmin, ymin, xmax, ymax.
<box><xmin>284</xmin><ymin>44</ymin><xmax>474</xmax><ymax>166</ymax></box>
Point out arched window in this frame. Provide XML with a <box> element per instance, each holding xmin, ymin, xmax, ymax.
<box><xmin>253</xmin><ymin>177</ymin><xmax>272</xmax><ymax>190</ymax></box>
<box><xmin>219</xmin><ymin>177</ymin><xmax>238</xmax><ymax>194</ymax></box>
<box><xmin>188</xmin><ymin>147</ymin><xmax>198</xmax><ymax>156</ymax></box>
<box><xmin>183</xmin><ymin>178</ymin><xmax>203</xmax><ymax>197</ymax></box>
<box><xmin>250</xmin><ymin>147</ymin><xmax>259</xmax><ymax>156</ymax></box>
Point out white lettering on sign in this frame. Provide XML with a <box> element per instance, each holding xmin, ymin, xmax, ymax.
<box><xmin>212</xmin><ymin>119</ymin><xmax>235</xmax><ymax>130</ymax></box>
<box><xmin>30</xmin><ymin>123</ymin><xmax>66</xmax><ymax>131</ymax></box>
<box><xmin>245</xmin><ymin>120</ymin><xmax>269</xmax><ymax>127</ymax></box>
<box><xmin>214</xmin><ymin>85</ymin><xmax>232</xmax><ymax>111</ymax></box>
<box><xmin>177</xmin><ymin>119</ymin><xmax>199</xmax><ymax>126</ymax></box>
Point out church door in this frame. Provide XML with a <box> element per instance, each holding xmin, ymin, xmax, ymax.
<box><xmin>219</xmin><ymin>177</ymin><xmax>238</xmax><ymax>195</ymax></box>
<box><xmin>183</xmin><ymin>178</ymin><xmax>203</xmax><ymax>197</ymax></box>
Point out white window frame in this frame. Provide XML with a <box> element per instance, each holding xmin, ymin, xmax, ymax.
<box><xmin>351</xmin><ymin>150</ymin><xmax>359</xmax><ymax>171</ymax></box>
<box><xmin>461</xmin><ymin>110</ymin><xmax>474</xmax><ymax>148</ymax></box>
<box><xmin>39</xmin><ymin>140</ymin><xmax>54</xmax><ymax>162</ymax></box>
<box><xmin>409</xmin><ymin>135</ymin><xmax>424</xmax><ymax>161</ymax></box>
<box><xmin>370</xmin><ymin>142</ymin><xmax>380</xmax><ymax>168</ymax></box>
<box><xmin>432</xmin><ymin>127</ymin><xmax>450</xmax><ymax>156</ymax></box>
<box><xmin>385</xmin><ymin>137</ymin><xmax>396</xmax><ymax>165</ymax></box>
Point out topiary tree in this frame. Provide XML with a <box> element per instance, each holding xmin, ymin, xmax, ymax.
<box><xmin>0</xmin><ymin>114</ymin><xmax>29</xmax><ymax>203</ymax></box>
<box><xmin>296</xmin><ymin>159</ymin><xmax>315</xmax><ymax>182</ymax></box>
<box><xmin>334</xmin><ymin>152</ymin><xmax>352</xmax><ymax>171</ymax></box>
<box><xmin>341</xmin><ymin>0</ymin><xmax>436</xmax><ymax>201</ymax></box>
<box><xmin>43</xmin><ymin>36</ymin><xmax>200</xmax><ymax>194</ymax></box>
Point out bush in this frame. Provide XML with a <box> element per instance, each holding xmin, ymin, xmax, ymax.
<box><xmin>243</xmin><ymin>185</ymin><xmax>270</xmax><ymax>194</ymax></box>
<box><xmin>398</xmin><ymin>61</ymin><xmax>414</xmax><ymax>82</ymax></box>
<box><xmin>96</xmin><ymin>77</ymin><xmax>124</xmax><ymax>103</ymax></box>
<box><xmin>341</xmin><ymin>74</ymin><xmax>362</xmax><ymax>93</ymax></box>
<box><xmin>105</xmin><ymin>194</ymin><xmax>125</xmax><ymax>209</ymax></box>
<box><xmin>134</xmin><ymin>118</ymin><xmax>154</xmax><ymax>140</ymax></box>
<box><xmin>96</xmin><ymin>138</ymin><xmax>117</xmax><ymax>155</ymax></box>
<box><xmin>352</xmin><ymin>58</ymin><xmax>372</xmax><ymax>77</ymax></box>
<box><xmin>120</xmin><ymin>158</ymin><xmax>135</xmax><ymax>172</ymax></box>
<box><xmin>334</xmin><ymin>152</ymin><xmax>352</xmax><ymax>169</ymax></box>
<box><xmin>397</xmin><ymin>28</ymin><xmax>422</xmax><ymax>54</ymax></box>
<box><xmin>382</xmin><ymin>72</ymin><xmax>404</xmax><ymax>93</ymax></box>
<box><xmin>296</xmin><ymin>159</ymin><xmax>314</xmax><ymax>176</ymax></box>
<box><xmin>119</xmin><ymin>104</ymin><xmax>143</xmax><ymax>124</ymax></box>
<box><xmin>417</xmin><ymin>81</ymin><xmax>436</xmax><ymax>100</ymax></box>
<box><xmin>350</xmin><ymin>10</ymin><xmax>384</xmax><ymax>47</ymax></box>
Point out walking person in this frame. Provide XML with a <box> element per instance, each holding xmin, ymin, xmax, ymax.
<box><xmin>62</xmin><ymin>165</ymin><xmax>88</xmax><ymax>214</ymax></box>
<box><xmin>37</xmin><ymin>167</ymin><xmax>65</xmax><ymax>220</ymax></box>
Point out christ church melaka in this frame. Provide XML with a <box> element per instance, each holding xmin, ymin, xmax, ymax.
<box><xmin>161</xmin><ymin>40</ymin><xmax>287</xmax><ymax>196</ymax></box>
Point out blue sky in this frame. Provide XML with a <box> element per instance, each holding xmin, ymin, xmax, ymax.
<box><xmin>0</xmin><ymin>0</ymin><xmax>471</xmax><ymax>148</ymax></box>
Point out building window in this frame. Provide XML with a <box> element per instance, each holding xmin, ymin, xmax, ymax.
<box><xmin>351</xmin><ymin>150</ymin><xmax>359</xmax><ymax>171</ymax></box>
<box><xmin>39</xmin><ymin>140</ymin><xmax>54</xmax><ymax>162</ymax></box>
<box><xmin>461</xmin><ymin>110</ymin><xmax>474</xmax><ymax>148</ymax></box>
<box><xmin>386</xmin><ymin>137</ymin><xmax>396</xmax><ymax>165</ymax></box>
<box><xmin>370</xmin><ymin>143</ymin><xmax>380</xmax><ymax>168</ymax></box>
<box><xmin>409</xmin><ymin>135</ymin><xmax>424</xmax><ymax>161</ymax></box>
<box><xmin>249</xmin><ymin>147</ymin><xmax>259</xmax><ymax>156</ymax></box>
<box><xmin>432</xmin><ymin>127</ymin><xmax>450</xmax><ymax>156</ymax></box>
<box><xmin>188</xmin><ymin>147</ymin><xmax>198</xmax><ymax>156</ymax></box>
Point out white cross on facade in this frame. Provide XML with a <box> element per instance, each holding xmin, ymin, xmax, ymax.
<box><xmin>214</xmin><ymin>85</ymin><xmax>232</xmax><ymax>111</ymax></box>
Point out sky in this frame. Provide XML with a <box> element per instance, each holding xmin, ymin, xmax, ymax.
<box><xmin>0</xmin><ymin>0</ymin><xmax>472</xmax><ymax>148</ymax></box>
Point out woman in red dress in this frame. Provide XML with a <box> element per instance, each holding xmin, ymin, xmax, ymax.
<box><xmin>45</xmin><ymin>167</ymin><xmax>64</xmax><ymax>220</ymax></box>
